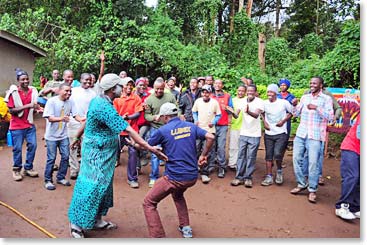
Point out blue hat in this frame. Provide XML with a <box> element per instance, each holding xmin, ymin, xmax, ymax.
<box><xmin>278</xmin><ymin>78</ymin><xmax>291</xmax><ymax>88</ymax></box>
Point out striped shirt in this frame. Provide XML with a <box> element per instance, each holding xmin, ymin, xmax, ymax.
<box><xmin>293</xmin><ymin>91</ymin><xmax>334</xmax><ymax>141</ymax></box>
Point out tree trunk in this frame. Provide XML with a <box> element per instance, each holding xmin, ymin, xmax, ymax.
<box><xmin>258</xmin><ymin>33</ymin><xmax>266</xmax><ymax>71</ymax></box>
<box><xmin>275</xmin><ymin>0</ymin><xmax>281</xmax><ymax>37</ymax></box>
<box><xmin>230</xmin><ymin>0</ymin><xmax>236</xmax><ymax>33</ymax></box>
<box><xmin>239</xmin><ymin>0</ymin><xmax>244</xmax><ymax>12</ymax></box>
<box><xmin>246</xmin><ymin>0</ymin><xmax>253</xmax><ymax>18</ymax></box>
<box><xmin>316</xmin><ymin>0</ymin><xmax>319</xmax><ymax>34</ymax></box>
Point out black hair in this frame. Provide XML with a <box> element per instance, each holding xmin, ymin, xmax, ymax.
<box><xmin>59</xmin><ymin>82</ymin><xmax>71</xmax><ymax>90</ymax></box>
<box><xmin>247</xmin><ymin>84</ymin><xmax>257</xmax><ymax>91</ymax></box>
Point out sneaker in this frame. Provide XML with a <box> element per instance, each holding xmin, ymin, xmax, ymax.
<box><xmin>261</xmin><ymin>175</ymin><xmax>273</xmax><ymax>186</ymax></box>
<box><xmin>230</xmin><ymin>179</ymin><xmax>244</xmax><ymax>186</ymax></box>
<box><xmin>12</xmin><ymin>171</ymin><xmax>23</xmax><ymax>181</ymax></box>
<box><xmin>128</xmin><ymin>180</ymin><xmax>139</xmax><ymax>188</ymax></box>
<box><xmin>45</xmin><ymin>181</ymin><xmax>56</xmax><ymax>190</ymax></box>
<box><xmin>353</xmin><ymin>211</ymin><xmax>360</xmax><ymax>219</ymax></box>
<box><xmin>275</xmin><ymin>170</ymin><xmax>283</xmax><ymax>185</ymax></box>
<box><xmin>23</xmin><ymin>169</ymin><xmax>39</xmax><ymax>177</ymax></box>
<box><xmin>201</xmin><ymin>175</ymin><xmax>211</xmax><ymax>184</ymax></box>
<box><xmin>178</xmin><ymin>225</ymin><xmax>193</xmax><ymax>238</ymax></box>
<box><xmin>217</xmin><ymin>168</ymin><xmax>225</xmax><ymax>178</ymax></box>
<box><xmin>335</xmin><ymin>203</ymin><xmax>356</xmax><ymax>220</ymax></box>
<box><xmin>148</xmin><ymin>179</ymin><xmax>155</xmax><ymax>188</ymax></box>
<box><xmin>57</xmin><ymin>179</ymin><xmax>71</xmax><ymax>186</ymax></box>
<box><xmin>244</xmin><ymin>179</ymin><xmax>252</xmax><ymax>188</ymax></box>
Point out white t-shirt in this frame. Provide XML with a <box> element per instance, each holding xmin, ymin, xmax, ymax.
<box><xmin>43</xmin><ymin>96</ymin><xmax>77</xmax><ymax>141</ymax></box>
<box><xmin>264</xmin><ymin>98</ymin><xmax>292</xmax><ymax>135</ymax></box>
<box><xmin>69</xmin><ymin>87</ymin><xmax>97</xmax><ymax>125</ymax></box>
<box><xmin>192</xmin><ymin>98</ymin><xmax>221</xmax><ymax>134</ymax></box>
<box><xmin>239</xmin><ymin>97</ymin><xmax>264</xmax><ymax>137</ymax></box>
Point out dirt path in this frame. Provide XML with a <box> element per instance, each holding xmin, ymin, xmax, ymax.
<box><xmin>0</xmin><ymin>114</ymin><xmax>360</xmax><ymax>238</ymax></box>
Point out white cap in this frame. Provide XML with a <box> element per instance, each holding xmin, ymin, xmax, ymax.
<box><xmin>159</xmin><ymin>102</ymin><xmax>178</xmax><ymax>116</ymax></box>
<box><xmin>99</xmin><ymin>73</ymin><xmax>126</xmax><ymax>91</ymax></box>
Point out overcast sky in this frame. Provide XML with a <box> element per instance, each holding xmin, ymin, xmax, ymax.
<box><xmin>145</xmin><ymin>0</ymin><xmax>157</xmax><ymax>7</ymax></box>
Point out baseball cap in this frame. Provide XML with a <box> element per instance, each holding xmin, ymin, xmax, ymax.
<box><xmin>159</xmin><ymin>102</ymin><xmax>178</xmax><ymax>116</ymax></box>
<box><xmin>99</xmin><ymin>73</ymin><xmax>126</xmax><ymax>91</ymax></box>
<box><xmin>201</xmin><ymin>84</ymin><xmax>212</xmax><ymax>93</ymax></box>
<box><xmin>121</xmin><ymin>77</ymin><xmax>134</xmax><ymax>86</ymax></box>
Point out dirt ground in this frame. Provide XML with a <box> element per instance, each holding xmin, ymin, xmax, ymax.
<box><xmin>0</xmin><ymin>114</ymin><xmax>360</xmax><ymax>238</ymax></box>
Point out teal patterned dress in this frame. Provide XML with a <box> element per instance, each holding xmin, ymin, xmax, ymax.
<box><xmin>68</xmin><ymin>95</ymin><xmax>128</xmax><ymax>229</ymax></box>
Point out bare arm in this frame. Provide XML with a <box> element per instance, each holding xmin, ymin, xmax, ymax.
<box><xmin>125</xmin><ymin>126</ymin><xmax>168</xmax><ymax>161</ymax></box>
<box><xmin>9</xmin><ymin>102</ymin><xmax>39</xmax><ymax>114</ymax></box>
<box><xmin>198</xmin><ymin>132</ymin><xmax>215</xmax><ymax>167</ymax></box>
<box><xmin>70</xmin><ymin>121</ymin><xmax>86</xmax><ymax>149</ymax></box>
<box><xmin>97</xmin><ymin>51</ymin><xmax>105</xmax><ymax>82</ymax></box>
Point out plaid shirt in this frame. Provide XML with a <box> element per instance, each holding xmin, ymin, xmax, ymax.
<box><xmin>293</xmin><ymin>91</ymin><xmax>334</xmax><ymax>141</ymax></box>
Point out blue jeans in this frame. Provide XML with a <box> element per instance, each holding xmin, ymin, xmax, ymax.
<box><xmin>212</xmin><ymin>125</ymin><xmax>228</xmax><ymax>171</ymax></box>
<box><xmin>44</xmin><ymin>138</ymin><xmax>70</xmax><ymax>182</ymax></box>
<box><xmin>11</xmin><ymin>125</ymin><xmax>37</xmax><ymax>170</ymax></box>
<box><xmin>293</xmin><ymin>136</ymin><xmax>321</xmax><ymax>192</ymax></box>
<box><xmin>335</xmin><ymin>150</ymin><xmax>360</xmax><ymax>212</ymax></box>
<box><xmin>149</xmin><ymin>128</ymin><xmax>161</xmax><ymax>180</ymax></box>
<box><xmin>302</xmin><ymin>141</ymin><xmax>325</xmax><ymax>177</ymax></box>
<box><xmin>235</xmin><ymin>136</ymin><xmax>260</xmax><ymax>180</ymax></box>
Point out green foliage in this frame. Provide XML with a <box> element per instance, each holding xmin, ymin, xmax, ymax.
<box><xmin>265</xmin><ymin>38</ymin><xmax>297</xmax><ymax>77</ymax></box>
<box><xmin>298</xmin><ymin>33</ymin><xmax>324</xmax><ymax>59</ymax></box>
<box><xmin>221</xmin><ymin>12</ymin><xmax>258</xmax><ymax>66</ymax></box>
<box><xmin>281</xmin><ymin>54</ymin><xmax>322</xmax><ymax>88</ymax></box>
<box><xmin>319</xmin><ymin>20</ymin><xmax>360</xmax><ymax>88</ymax></box>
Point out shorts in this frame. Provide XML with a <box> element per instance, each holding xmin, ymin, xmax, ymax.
<box><xmin>264</xmin><ymin>133</ymin><xmax>288</xmax><ymax>161</ymax></box>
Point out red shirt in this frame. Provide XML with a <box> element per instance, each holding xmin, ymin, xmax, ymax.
<box><xmin>7</xmin><ymin>88</ymin><xmax>33</xmax><ymax>130</ymax></box>
<box><xmin>211</xmin><ymin>92</ymin><xmax>231</xmax><ymax>126</ymax></box>
<box><xmin>341</xmin><ymin>114</ymin><xmax>360</xmax><ymax>155</ymax></box>
<box><xmin>113</xmin><ymin>93</ymin><xmax>143</xmax><ymax>136</ymax></box>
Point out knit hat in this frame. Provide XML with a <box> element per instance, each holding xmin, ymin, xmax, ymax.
<box><xmin>278</xmin><ymin>78</ymin><xmax>291</xmax><ymax>88</ymax></box>
<box><xmin>121</xmin><ymin>77</ymin><xmax>134</xmax><ymax>86</ymax></box>
<box><xmin>267</xmin><ymin>84</ymin><xmax>279</xmax><ymax>94</ymax></box>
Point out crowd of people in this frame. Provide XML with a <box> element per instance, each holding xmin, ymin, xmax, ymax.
<box><xmin>4</xmin><ymin>52</ymin><xmax>360</xmax><ymax>238</ymax></box>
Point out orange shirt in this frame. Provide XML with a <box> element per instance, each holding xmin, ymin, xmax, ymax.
<box><xmin>113</xmin><ymin>93</ymin><xmax>143</xmax><ymax>136</ymax></box>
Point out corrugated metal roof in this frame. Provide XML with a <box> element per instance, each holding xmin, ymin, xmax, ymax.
<box><xmin>0</xmin><ymin>30</ymin><xmax>47</xmax><ymax>57</ymax></box>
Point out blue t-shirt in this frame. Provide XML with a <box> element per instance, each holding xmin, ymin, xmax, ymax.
<box><xmin>148</xmin><ymin>117</ymin><xmax>207</xmax><ymax>181</ymax></box>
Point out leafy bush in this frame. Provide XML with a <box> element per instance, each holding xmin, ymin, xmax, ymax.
<box><xmin>265</xmin><ymin>38</ymin><xmax>297</xmax><ymax>77</ymax></box>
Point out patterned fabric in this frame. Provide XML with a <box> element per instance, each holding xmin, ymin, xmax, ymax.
<box><xmin>68</xmin><ymin>96</ymin><xmax>128</xmax><ymax>229</ymax></box>
<box><xmin>293</xmin><ymin>92</ymin><xmax>333</xmax><ymax>142</ymax></box>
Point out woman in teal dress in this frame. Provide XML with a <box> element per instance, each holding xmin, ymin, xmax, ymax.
<box><xmin>68</xmin><ymin>74</ymin><xmax>167</xmax><ymax>238</ymax></box>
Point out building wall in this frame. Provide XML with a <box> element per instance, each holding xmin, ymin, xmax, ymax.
<box><xmin>0</xmin><ymin>39</ymin><xmax>36</xmax><ymax>97</ymax></box>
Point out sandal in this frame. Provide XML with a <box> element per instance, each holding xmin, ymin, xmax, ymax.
<box><xmin>290</xmin><ymin>186</ymin><xmax>307</xmax><ymax>195</ymax></box>
<box><xmin>93</xmin><ymin>221</ymin><xmax>118</xmax><ymax>230</ymax></box>
<box><xmin>308</xmin><ymin>192</ymin><xmax>317</xmax><ymax>203</ymax></box>
<box><xmin>69</xmin><ymin>223</ymin><xmax>85</xmax><ymax>238</ymax></box>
